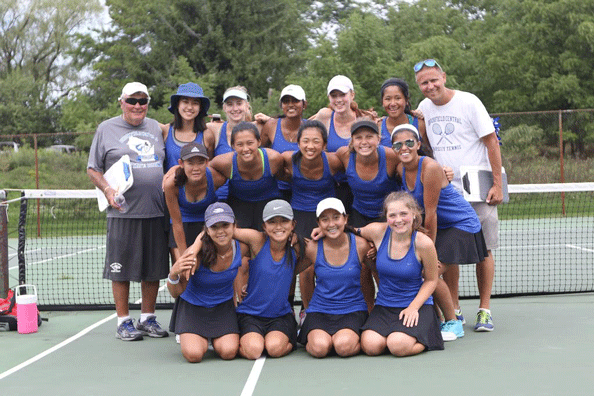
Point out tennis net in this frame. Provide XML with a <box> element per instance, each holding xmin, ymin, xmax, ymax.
<box><xmin>2</xmin><ymin>184</ymin><xmax>594</xmax><ymax>310</ymax></box>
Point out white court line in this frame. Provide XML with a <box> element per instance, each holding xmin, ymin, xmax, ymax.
<box><xmin>8</xmin><ymin>245</ymin><xmax>106</xmax><ymax>271</ymax></box>
<box><xmin>0</xmin><ymin>312</ymin><xmax>116</xmax><ymax>380</ymax></box>
<box><xmin>240</xmin><ymin>356</ymin><xmax>267</xmax><ymax>396</ymax></box>
<box><xmin>566</xmin><ymin>244</ymin><xmax>594</xmax><ymax>253</ymax></box>
<box><xmin>8</xmin><ymin>248</ymin><xmax>42</xmax><ymax>259</ymax></box>
<box><xmin>0</xmin><ymin>287</ymin><xmax>163</xmax><ymax>380</ymax></box>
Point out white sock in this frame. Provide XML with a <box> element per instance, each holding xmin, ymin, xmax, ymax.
<box><xmin>117</xmin><ymin>316</ymin><xmax>131</xmax><ymax>327</ymax></box>
<box><xmin>140</xmin><ymin>313</ymin><xmax>155</xmax><ymax>323</ymax></box>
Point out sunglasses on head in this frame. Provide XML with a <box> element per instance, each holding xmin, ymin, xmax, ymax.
<box><xmin>392</xmin><ymin>139</ymin><xmax>416</xmax><ymax>151</ymax></box>
<box><xmin>124</xmin><ymin>97</ymin><xmax>149</xmax><ymax>106</ymax></box>
<box><xmin>414</xmin><ymin>59</ymin><xmax>442</xmax><ymax>73</ymax></box>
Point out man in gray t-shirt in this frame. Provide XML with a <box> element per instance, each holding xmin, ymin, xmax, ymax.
<box><xmin>88</xmin><ymin>82</ymin><xmax>169</xmax><ymax>341</ymax></box>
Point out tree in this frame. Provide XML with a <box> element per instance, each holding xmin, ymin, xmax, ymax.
<box><xmin>0</xmin><ymin>0</ymin><xmax>102</xmax><ymax>134</ymax></box>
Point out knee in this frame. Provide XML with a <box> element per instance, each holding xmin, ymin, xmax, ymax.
<box><xmin>182</xmin><ymin>350</ymin><xmax>204</xmax><ymax>363</ymax></box>
<box><xmin>333</xmin><ymin>336</ymin><xmax>360</xmax><ymax>357</ymax></box>
<box><xmin>265</xmin><ymin>339</ymin><xmax>291</xmax><ymax>358</ymax></box>
<box><xmin>218</xmin><ymin>346</ymin><xmax>238</xmax><ymax>360</ymax></box>
<box><xmin>360</xmin><ymin>332</ymin><xmax>385</xmax><ymax>356</ymax></box>
<box><xmin>306</xmin><ymin>338</ymin><xmax>332</xmax><ymax>358</ymax></box>
<box><xmin>240</xmin><ymin>344</ymin><xmax>264</xmax><ymax>360</ymax></box>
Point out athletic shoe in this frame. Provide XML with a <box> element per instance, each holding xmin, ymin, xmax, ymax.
<box><xmin>299</xmin><ymin>311</ymin><xmax>307</xmax><ymax>329</ymax></box>
<box><xmin>116</xmin><ymin>319</ymin><xmax>144</xmax><ymax>341</ymax></box>
<box><xmin>440</xmin><ymin>320</ymin><xmax>464</xmax><ymax>341</ymax></box>
<box><xmin>474</xmin><ymin>310</ymin><xmax>494</xmax><ymax>332</ymax></box>
<box><xmin>136</xmin><ymin>315</ymin><xmax>169</xmax><ymax>338</ymax></box>
<box><xmin>455</xmin><ymin>308</ymin><xmax>466</xmax><ymax>324</ymax></box>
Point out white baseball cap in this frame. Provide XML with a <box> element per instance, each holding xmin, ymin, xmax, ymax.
<box><xmin>223</xmin><ymin>88</ymin><xmax>248</xmax><ymax>102</ymax></box>
<box><xmin>316</xmin><ymin>197</ymin><xmax>347</xmax><ymax>218</ymax></box>
<box><xmin>280</xmin><ymin>85</ymin><xmax>306</xmax><ymax>101</ymax></box>
<box><xmin>327</xmin><ymin>75</ymin><xmax>354</xmax><ymax>95</ymax></box>
<box><xmin>119</xmin><ymin>82</ymin><xmax>150</xmax><ymax>100</ymax></box>
<box><xmin>391</xmin><ymin>124</ymin><xmax>420</xmax><ymax>141</ymax></box>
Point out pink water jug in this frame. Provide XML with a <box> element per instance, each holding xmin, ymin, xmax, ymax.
<box><xmin>16</xmin><ymin>285</ymin><xmax>38</xmax><ymax>334</ymax></box>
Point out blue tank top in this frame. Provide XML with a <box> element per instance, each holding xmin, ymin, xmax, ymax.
<box><xmin>180</xmin><ymin>240</ymin><xmax>242</xmax><ymax>308</ymax></box>
<box><xmin>375</xmin><ymin>230</ymin><xmax>433</xmax><ymax>308</ymax></box>
<box><xmin>236</xmin><ymin>238</ymin><xmax>295</xmax><ymax>318</ymax></box>
<box><xmin>326</xmin><ymin>111</ymin><xmax>350</xmax><ymax>184</ymax></box>
<box><xmin>214</xmin><ymin>122</ymin><xmax>233</xmax><ymax>200</ymax></box>
<box><xmin>307</xmin><ymin>233</ymin><xmax>368</xmax><ymax>314</ymax></box>
<box><xmin>380</xmin><ymin>115</ymin><xmax>419</xmax><ymax>148</ymax></box>
<box><xmin>290</xmin><ymin>152</ymin><xmax>336</xmax><ymax>212</ymax></box>
<box><xmin>402</xmin><ymin>157</ymin><xmax>481</xmax><ymax>233</ymax></box>
<box><xmin>347</xmin><ymin>145</ymin><xmax>398</xmax><ymax>218</ymax></box>
<box><xmin>229</xmin><ymin>149</ymin><xmax>281</xmax><ymax>202</ymax></box>
<box><xmin>165</xmin><ymin>125</ymin><xmax>204</xmax><ymax>171</ymax></box>
<box><xmin>271</xmin><ymin>118</ymin><xmax>299</xmax><ymax>191</ymax></box>
<box><xmin>178</xmin><ymin>168</ymin><xmax>218</xmax><ymax>223</ymax></box>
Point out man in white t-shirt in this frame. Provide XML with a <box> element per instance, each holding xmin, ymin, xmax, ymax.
<box><xmin>415</xmin><ymin>59</ymin><xmax>503</xmax><ymax>332</ymax></box>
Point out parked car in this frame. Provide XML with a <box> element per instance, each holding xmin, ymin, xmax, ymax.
<box><xmin>47</xmin><ymin>145</ymin><xmax>78</xmax><ymax>154</ymax></box>
<box><xmin>0</xmin><ymin>141</ymin><xmax>20</xmax><ymax>153</ymax></box>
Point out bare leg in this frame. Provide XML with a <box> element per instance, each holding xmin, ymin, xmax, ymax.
<box><xmin>332</xmin><ymin>329</ymin><xmax>361</xmax><ymax>357</ymax></box>
<box><xmin>239</xmin><ymin>332</ymin><xmax>265</xmax><ymax>360</ymax></box>
<box><xmin>180</xmin><ymin>333</ymin><xmax>209</xmax><ymax>363</ymax></box>
<box><xmin>476</xmin><ymin>251</ymin><xmax>495</xmax><ymax>309</ymax></box>
<box><xmin>306</xmin><ymin>329</ymin><xmax>333</xmax><ymax>358</ymax></box>
<box><xmin>212</xmin><ymin>333</ymin><xmax>240</xmax><ymax>360</ymax></box>
<box><xmin>443</xmin><ymin>264</ymin><xmax>460</xmax><ymax>309</ymax></box>
<box><xmin>299</xmin><ymin>267</ymin><xmax>315</xmax><ymax>309</ymax></box>
<box><xmin>112</xmin><ymin>281</ymin><xmax>130</xmax><ymax>317</ymax></box>
<box><xmin>140</xmin><ymin>280</ymin><xmax>160</xmax><ymax>313</ymax></box>
<box><xmin>265</xmin><ymin>331</ymin><xmax>293</xmax><ymax>358</ymax></box>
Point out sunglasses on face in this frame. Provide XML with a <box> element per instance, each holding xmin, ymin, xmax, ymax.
<box><xmin>392</xmin><ymin>139</ymin><xmax>416</xmax><ymax>151</ymax></box>
<box><xmin>124</xmin><ymin>98</ymin><xmax>149</xmax><ymax>106</ymax></box>
<box><xmin>413</xmin><ymin>59</ymin><xmax>442</xmax><ymax>73</ymax></box>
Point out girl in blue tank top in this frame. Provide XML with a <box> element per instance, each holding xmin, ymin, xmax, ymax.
<box><xmin>233</xmin><ymin>199</ymin><xmax>312</xmax><ymax>359</ymax></box>
<box><xmin>167</xmin><ymin>202</ymin><xmax>251</xmax><ymax>363</ymax></box>
<box><xmin>213</xmin><ymin>122</ymin><xmax>233</xmax><ymax>201</ymax></box>
<box><xmin>163</xmin><ymin>143</ymin><xmax>227</xmax><ymax>262</ymax></box>
<box><xmin>299</xmin><ymin>197</ymin><xmax>372</xmax><ymax>358</ymax></box>
<box><xmin>378</xmin><ymin>78</ymin><xmax>427</xmax><ymax>151</ymax></box>
<box><xmin>210</xmin><ymin>122</ymin><xmax>284</xmax><ymax>231</ymax></box>
<box><xmin>336</xmin><ymin>120</ymin><xmax>400</xmax><ymax>227</ymax></box>
<box><xmin>354</xmin><ymin>191</ymin><xmax>444</xmax><ymax>356</ymax></box>
<box><xmin>160</xmin><ymin>82</ymin><xmax>215</xmax><ymax>170</ymax></box>
<box><xmin>392</xmin><ymin>124</ymin><xmax>487</xmax><ymax>334</ymax></box>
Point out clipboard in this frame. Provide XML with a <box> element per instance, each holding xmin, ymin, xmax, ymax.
<box><xmin>461</xmin><ymin>165</ymin><xmax>509</xmax><ymax>203</ymax></box>
<box><xmin>96</xmin><ymin>155</ymin><xmax>134</xmax><ymax>211</ymax></box>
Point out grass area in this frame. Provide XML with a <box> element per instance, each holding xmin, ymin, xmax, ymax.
<box><xmin>500</xmin><ymin>191</ymin><xmax>594</xmax><ymax>220</ymax></box>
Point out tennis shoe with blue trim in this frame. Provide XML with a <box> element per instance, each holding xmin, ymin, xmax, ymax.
<box><xmin>455</xmin><ymin>308</ymin><xmax>465</xmax><ymax>324</ymax></box>
<box><xmin>116</xmin><ymin>319</ymin><xmax>144</xmax><ymax>341</ymax></box>
<box><xmin>474</xmin><ymin>310</ymin><xmax>494</xmax><ymax>332</ymax></box>
<box><xmin>136</xmin><ymin>315</ymin><xmax>169</xmax><ymax>338</ymax></box>
<box><xmin>440</xmin><ymin>319</ymin><xmax>464</xmax><ymax>341</ymax></box>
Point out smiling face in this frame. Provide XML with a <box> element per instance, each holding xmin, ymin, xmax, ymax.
<box><xmin>223</xmin><ymin>97</ymin><xmax>249</xmax><ymax>123</ymax></box>
<box><xmin>177</xmin><ymin>97</ymin><xmax>201</xmax><ymax>122</ymax></box>
<box><xmin>263</xmin><ymin>216</ymin><xmax>295</xmax><ymax>244</ymax></box>
<box><xmin>181</xmin><ymin>156</ymin><xmax>208</xmax><ymax>183</ymax></box>
<box><xmin>391</xmin><ymin>130</ymin><xmax>420</xmax><ymax>164</ymax></box>
<box><xmin>232</xmin><ymin>129</ymin><xmax>260</xmax><ymax>162</ymax></box>
<box><xmin>385</xmin><ymin>200</ymin><xmax>415</xmax><ymax>235</ymax></box>
<box><xmin>382</xmin><ymin>85</ymin><xmax>408</xmax><ymax>119</ymax></box>
<box><xmin>281</xmin><ymin>96</ymin><xmax>305</xmax><ymax>118</ymax></box>
<box><xmin>351</xmin><ymin>128</ymin><xmax>379</xmax><ymax>157</ymax></box>
<box><xmin>120</xmin><ymin>93</ymin><xmax>149</xmax><ymax>126</ymax></box>
<box><xmin>298</xmin><ymin>127</ymin><xmax>326</xmax><ymax>160</ymax></box>
<box><xmin>415</xmin><ymin>67</ymin><xmax>448</xmax><ymax>105</ymax></box>
<box><xmin>328</xmin><ymin>90</ymin><xmax>354</xmax><ymax>114</ymax></box>
<box><xmin>317</xmin><ymin>209</ymin><xmax>347</xmax><ymax>239</ymax></box>
<box><xmin>206</xmin><ymin>222</ymin><xmax>235</xmax><ymax>248</ymax></box>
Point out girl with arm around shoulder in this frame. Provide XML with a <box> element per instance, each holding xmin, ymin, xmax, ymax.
<box><xmin>167</xmin><ymin>202</ymin><xmax>250</xmax><ymax>363</ymax></box>
<box><xmin>299</xmin><ymin>198</ymin><xmax>372</xmax><ymax>358</ymax></box>
<box><xmin>233</xmin><ymin>199</ymin><xmax>313</xmax><ymax>359</ymax></box>
<box><xmin>358</xmin><ymin>192</ymin><xmax>444</xmax><ymax>356</ymax></box>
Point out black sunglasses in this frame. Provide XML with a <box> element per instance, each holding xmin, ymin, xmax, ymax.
<box><xmin>124</xmin><ymin>98</ymin><xmax>149</xmax><ymax>106</ymax></box>
<box><xmin>392</xmin><ymin>139</ymin><xmax>416</xmax><ymax>151</ymax></box>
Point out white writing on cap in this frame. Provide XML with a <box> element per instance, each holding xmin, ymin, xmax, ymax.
<box><xmin>213</xmin><ymin>208</ymin><xmax>224</xmax><ymax>213</ymax></box>
<box><xmin>191</xmin><ymin>147</ymin><xmax>199</xmax><ymax>152</ymax></box>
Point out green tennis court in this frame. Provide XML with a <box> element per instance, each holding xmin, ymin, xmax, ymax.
<box><xmin>1</xmin><ymin>293</ymin><xmax>593</xmax><ymax>395</ymax></box>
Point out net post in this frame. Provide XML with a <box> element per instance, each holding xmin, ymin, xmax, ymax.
<box><xmin>558</xmin><ymin>110</ymin><xmax>565</xmax><ymax>215</ymax></box>
<box><xmin>0</xmin><ymin>191</ymin><xmax>8</xmax><ymax>299</ymax></box>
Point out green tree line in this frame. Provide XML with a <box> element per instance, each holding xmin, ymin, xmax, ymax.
<box><xmin>1</xmin><ymin>0</ymin><xmax>594</xmax><ymax>155</ymax></box>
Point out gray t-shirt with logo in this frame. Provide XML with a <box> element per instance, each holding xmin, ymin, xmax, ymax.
<box><xmin>88</xmin><ymin>116</ymin><xmax>165</xmax><ymax>218</ymax></box>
